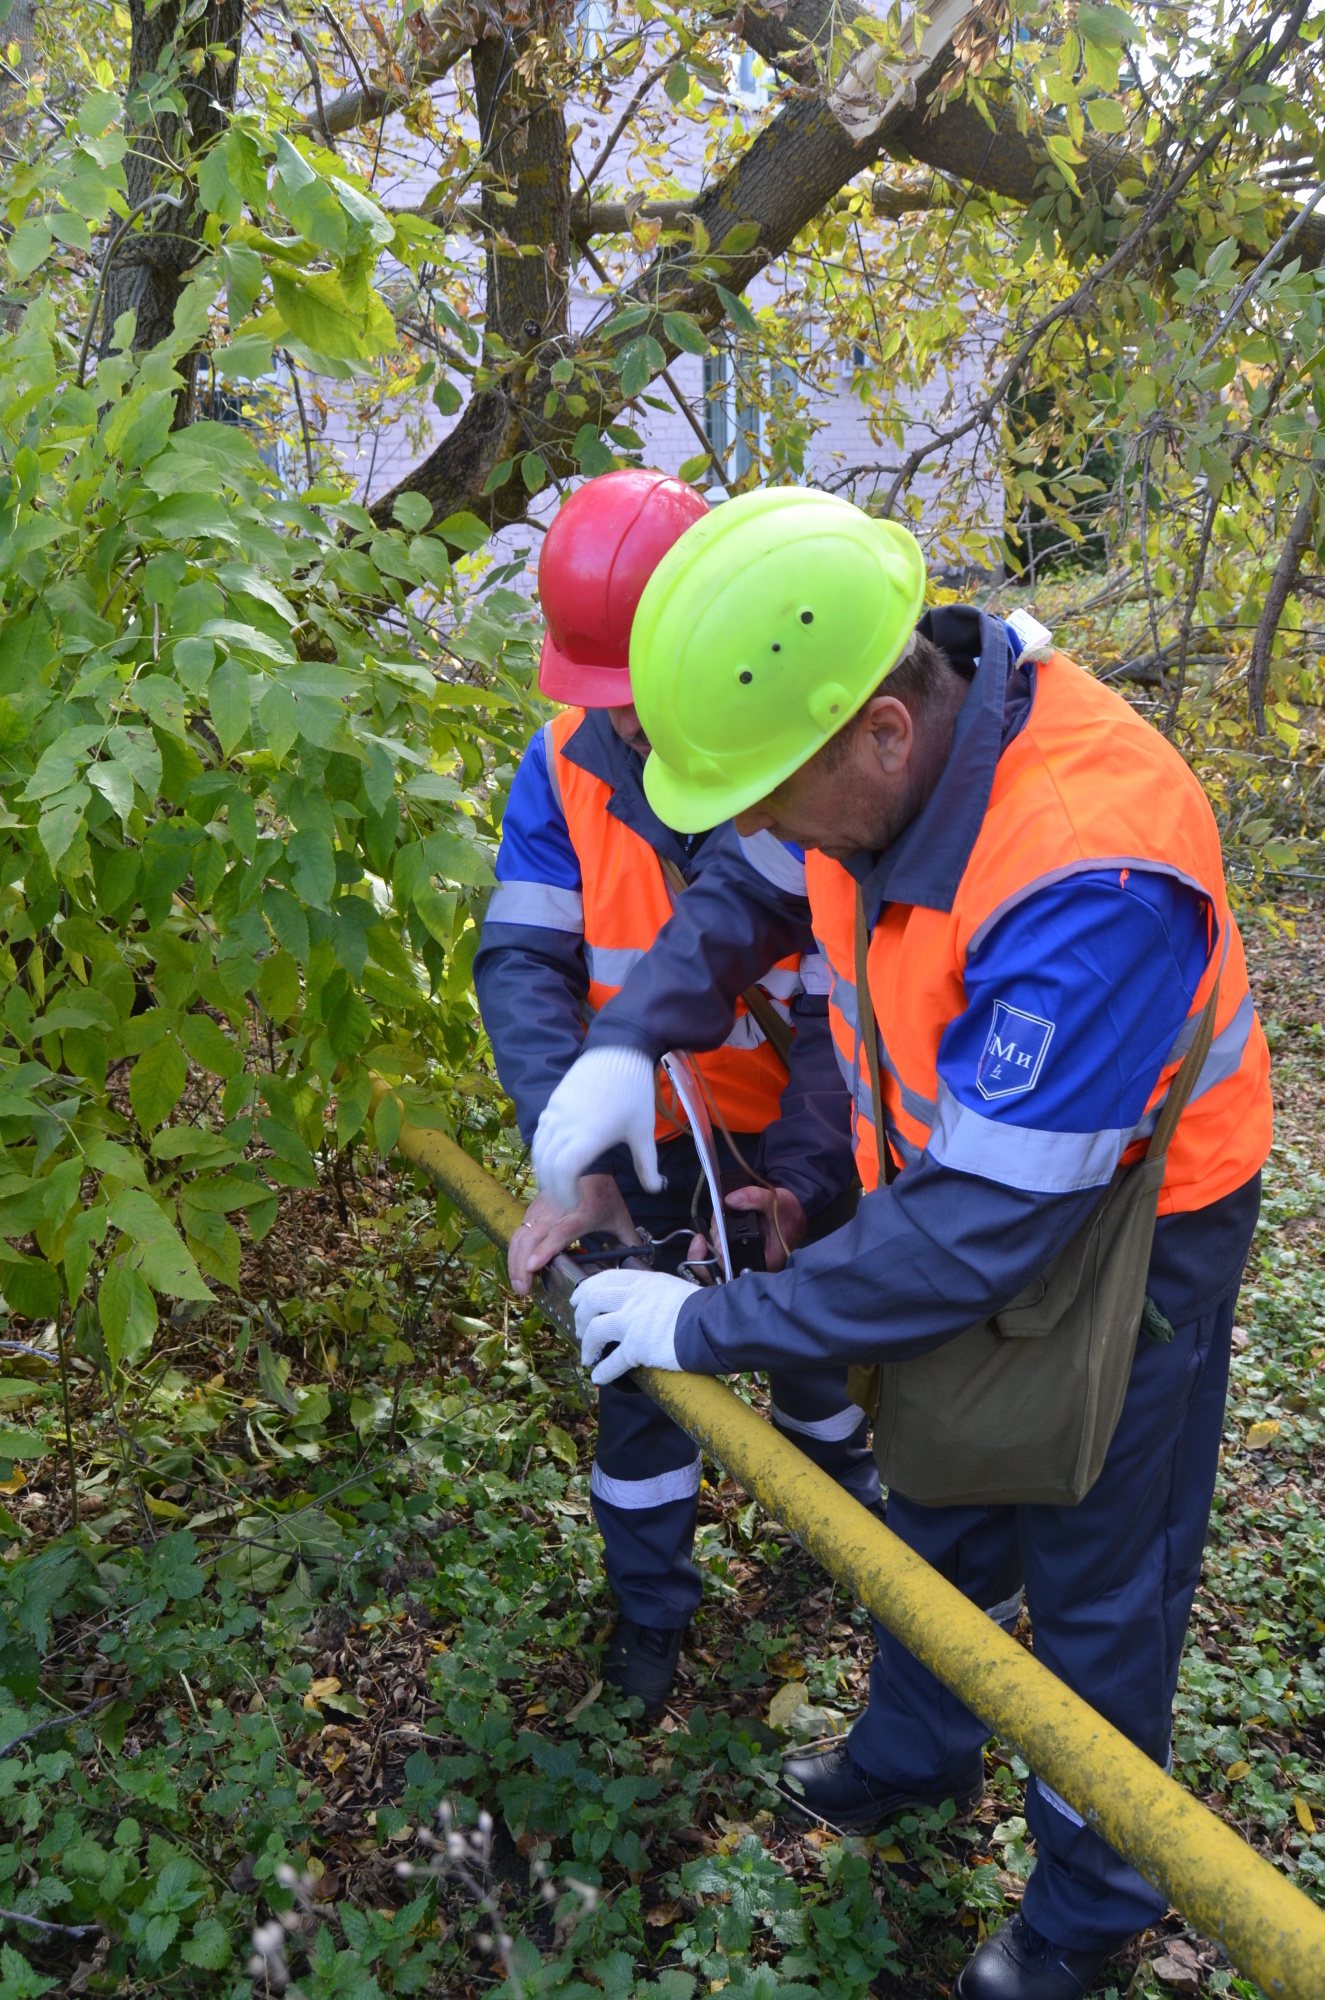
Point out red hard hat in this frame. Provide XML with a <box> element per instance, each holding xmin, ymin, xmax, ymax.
<box><xmin>537</xmin><ymin>469</ymin><xmax>708</xmax><ymax>706</ymax></box>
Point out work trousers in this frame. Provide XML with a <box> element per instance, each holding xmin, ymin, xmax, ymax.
<box><xmin>847</xmin><ymin>1284</ymin><xmax>1238</xmax><ymax>1951</ymax></box>
<box><xmin>591</xmin><ymin>1134</ymin><xmax>878</xmax><ymax>1629</ymax></box>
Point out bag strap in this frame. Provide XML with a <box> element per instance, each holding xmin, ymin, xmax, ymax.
<box><xmin>1145</xmin><ymin>974</ymin><xmax>1221</xmax><ymax>1163</ymax></box>
<box><xmin>854</xmin><ymin>884</ymin><xmax>898</xmax><ymax>1185</ymax></box>
<box><xmin>658</xmin><ymin>853</ymin><xmax>793</xmax><ymax>1070</ymax></box>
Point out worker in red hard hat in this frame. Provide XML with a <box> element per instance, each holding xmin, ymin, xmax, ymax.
<box><xmin>474</xmin><ymin>468</ymin><xmax>877</xmax><ymax>1720</ymax></box>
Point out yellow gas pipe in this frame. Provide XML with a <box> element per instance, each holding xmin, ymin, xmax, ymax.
<box><xmin>375</xmin><ymin>1089</ymin><xmax>1325</xmax><ymax>1998</ymax></box>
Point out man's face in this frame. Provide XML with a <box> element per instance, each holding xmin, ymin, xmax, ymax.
<box><xmin>734</xmin><ymin>694</ymin><xmax>918</xmax><ymax>861</ymax></box>
<box><xmin>607</xmin><ymin>702</ymin><xmax>651</xmax><ymax>757</ymax></box>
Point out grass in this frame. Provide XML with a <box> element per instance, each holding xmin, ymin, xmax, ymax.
<box><xmin>0</xmin><ymin>908</ymin><xmax>1318</xmax><ymax>1995</ymax></box>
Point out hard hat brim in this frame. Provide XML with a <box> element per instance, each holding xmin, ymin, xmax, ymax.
<box><xmin>537</xmin><ymin>630</ymin><xmax>634</xmax><ymax>708</ymax></box>
<box><xmin>639</xmin><ymin>640</ymin><xmax>910</xmax><ymax>835</ymax></box>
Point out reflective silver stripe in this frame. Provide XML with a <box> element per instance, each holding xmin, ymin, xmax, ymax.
<box><xmin>830</xmin><ymin>966</ymin><xmax>937</xmax><ymax>1126</ymax></box>
<box><xmin>724</xmin><ymin>1012</ymin><xmax>768</xmax><ymax>1052</ymax></box>
<box><xmin>928</xmin><ymin>1079</ymin><xmax>1123</xmax><ymax>1194</ymax></box>
<box><xmin>541</xmin><ymin>719</ymin><xmax>564</xmax><ymax>813</ymax></box>
<box><xmin>728</xmin><ymin>1008</ymin><xmax>768</xmax><ymax>1056</ymax></box>
<box><xmin>771</xmin><ymin>1402</ymin><xmax>866</xmax><ymax>1442</ymax></box>
<box><xmin>1036</xmin><ymin>1777</ymin><xmax>1085</xmax><ymax>1829</ymax></box>
<box><xmin>800</xmin><ymin>949</ymin><xmax>832</xmax><ymax>997</ymax></box>
<box><xmin>966</xmin><ymin>858</ymin><xmax>1214</xmax><ymax>957</ymax></box>
<box><xmin>590</xmin><ymin>1456</ymin><xmax>701</xmax><ymax>1510</ymax></box>
<box><xmin>584</xmin><ymin>942</ymin><xmax>644</xmax><ymax>986</ymax></box>
<box><xmin>1135</xmin><ymin>989</ymin><xmax>1257</xmax><ymax>1138</ymax></box>
<box><xmin>831</xmin><ymin>1037</ymin><xmax>923</xmax><ymax>1170</ymax></box>
<box><xmin>484</xmin><ymin>880</ymin><xmax>584</xmax><ymax>932</ymax></box>
<box><xmin>737</xmin><ymin>830</ymin><xmax>807</xmax><ymax>895</ymax></box>
<box><xmin>985</xmin><ymin>1588</ymin><xmax>1024</xmax><ymax>1626</ymax></box>
<box><xmin>759</xmin><ymin>966</ymin><xmax>806</xmax><ymax>1001</ymax></box>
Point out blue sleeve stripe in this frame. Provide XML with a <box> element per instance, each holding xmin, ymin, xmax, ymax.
<box><xmin>966</xmin><ymin>857</ymin><xmax>1214</xmax><ymax>957</ymax></box>
<box><xmin>485</xmin><ymin>881</ymin><xmax>584</xmax><ymax>932</ymax></box>
<box><xmin>495</xmin><ymin>725</ymin><xmax>582</xmax><ymax>892</ymax></box>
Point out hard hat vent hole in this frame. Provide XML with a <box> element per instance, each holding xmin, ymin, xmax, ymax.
<box><xmin>800</xmin><ymin>610</ymin><xmax>814</xmax><ymax>624</ymax></box>
<box><xmin>739</xmin><ymin>670</ymin><xmax>753</xmax><ymax>685</ymax></box>
<box><xmin>771</xmin><ymin>643</ymin><xmax>781</xmax><ymax>653</ymax></box>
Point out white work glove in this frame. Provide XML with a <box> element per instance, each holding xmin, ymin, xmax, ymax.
<box><xmin>572</xmin><ymin>1268</ymin><xmax>695</xmax><ymax>1386</ymax></box>
<box><xmin>533</xmin><ymin>1045</ymin><xmax>660</xmax><ymax>1213</ymax></box>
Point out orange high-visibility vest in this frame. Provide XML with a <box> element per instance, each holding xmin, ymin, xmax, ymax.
<box><xmin>549</xmin><ymin>708</ymin><xmax>802</xmax><ymax>1140</ymax></box>
<box><xmin>807</xmin><ymin>652</ymin><xmax>1272</xmax><ymax>1212</ymax></box>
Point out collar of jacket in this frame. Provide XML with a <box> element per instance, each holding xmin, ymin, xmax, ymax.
<box><xmin>846</xmin><ymin>608</ymin><xmax>1034</xmax><ymax>923</ymax></box>
<box><xmin>561</xmin><ymin>706</ymin><xmax>699</xmax><ymax>875</ymax></box>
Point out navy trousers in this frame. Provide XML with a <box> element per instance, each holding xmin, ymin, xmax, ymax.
<box><xmin>848</xmin><ymin>1284</ymin><xmax>1238</xmax><ymax>1950</ymax></box>
<box><xmin>591</xmin><ymin>1134</ymin><xmax>878</xmax><ymax>1629</ymax></box>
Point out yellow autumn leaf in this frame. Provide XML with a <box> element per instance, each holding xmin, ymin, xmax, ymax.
<box><xmin>323</xmin><ymin>1744</ymin><xmax>347</xmax><ymax>1774</ymax></box>
<box><xmin>526</xmin><ymin>1701</ymin><xmax>548</xmax><ymax>1716</ymax></box>
<box><xmin>1226</xmin><ymin>1760</ymin><xmax>1250</xmax><ymax>1783</ymax></box>
<box><xmin>878</xmin><ymin>1843</ymin><xmax>906</xmax><ymax>1863</ymax></box>
<box><xmin>1244</xmin><ymin>1419</ymin><xmax>1280</xmax><ymax>1451</ymax></box>
<box><xmin>1295</xmin><ymin>1796</ymin><xmax>1317</xmax><ymax>1834</ymax></box>
<box><xmin>145</xmin><ymin>1493</ymin><xmax>186</xmax><ymax>1520</ymax></box>
<box><xmin>303</xmin><ymin>1676</ymin><xmax>341</xmax><ymax>1709</ymax></box>
<box><xmin>768</xmin><ymin>1679</ymin><xmax>811</xmax><ymax>1731</ymax></box>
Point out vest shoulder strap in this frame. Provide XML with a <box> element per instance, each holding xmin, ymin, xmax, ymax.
<box><xmin>854</xmin><ymin>885</ymin><xmax>897</xmax><ymax>1185</ymax></box>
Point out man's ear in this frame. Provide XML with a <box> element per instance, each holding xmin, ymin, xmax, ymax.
<box><xmin>857</xmin><ymin>694</ymin><xmax>913</xmax><ymax>776</ymax></box>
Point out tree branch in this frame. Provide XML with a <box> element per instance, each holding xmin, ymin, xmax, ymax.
<box><xmin>1247</xmin><ymin>486</ymin><xmax>1317</xmax><ymax>734</ymax></box>
<box><xmin>292</xmin><ymin>0</ymin><xmax>482</xmax><ymax>138</ymax></box>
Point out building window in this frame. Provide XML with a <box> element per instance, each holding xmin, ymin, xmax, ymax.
<box><xmin>704</xmin><ymin>347</ymin><xmax>763</xmax><ymax>482</ymax></box>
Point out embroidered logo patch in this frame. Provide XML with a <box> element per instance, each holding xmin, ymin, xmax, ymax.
<box><xmin>976</xmin><ymin>1001</ymin><xmax>1054</xmax><ymax>1101</ymax></box>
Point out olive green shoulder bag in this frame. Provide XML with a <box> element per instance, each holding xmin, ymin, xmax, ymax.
<box><xmin>845</xmin><ymin>886</ymin><xmax>1220</xmax><ymax>1508</ymax></box>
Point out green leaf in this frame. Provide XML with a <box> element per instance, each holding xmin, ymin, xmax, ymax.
<box><xmin>392</xmin><ymin>491</ymin><xmax>432</xmax><ymax>531</ymax></box>
<box><xmin>1085</xmin><ymin>96</ymin><xmax>1128</xmax><ymax>132</ymax></box>
<box><xmin>423</xmin><ymin>829</ymin><xmax>496</xmax><ymax>887</ymax></box>
<box><xmin>8</xmin><ymin>219</ymin><xmax>51</xmax><ymax>278</ymax></box>
<box><xmin>482</xmin><ymin>459</ymin><xmax>514</xmax><ymax>494</ymax></box>
<box><xmin>0</xmin><ymin>1251</ymin><xmax>59</xmax><ymax>1320</ymax></box>
<box><xmin>98</xmin><ymin>1257</ymin><xmax>156</xmax><ymax>1368</ymax></box>
<box><xmin>665</xmin><ymin>61</ymin><xmax>689</xmax><ymax>101</ymax></box>
<box><xmin>199</xmin><ymin>145</ymin><xmax>242</xmax><ymax>224</ymax></box>
<box><xmin>256</xmin><ymin>950</ymin><xmax>301</xmax><ymax>1023</ymax></box>
<box><xmin>258</xmin><ymin>680</ymin><xmax>297</xmax><ymax>763</ymax></box>
<box><xmin>1078</xmin><ymin>2</ymin><xmax>1135</xmax><ymax>44</ymax></box>
<box><xmin>718</xmin><ymin>222</ymin><xmax>762</xmax><ymax>256</ymax></box>
<box><xmin>128</xmin><ymin>1038</ymin><xmax>188</xmax><ymax>1131</ymax></box>
<box><xmin>179</xmin><ymin>1013</ymin><xmax>243</xmax><ymax>1078</ymax></box>
<box><xmin>436</xmin><ymin>511</ymin><xmax>490</xmax><ymax>552</ymax></box>
<box><xmin>134</xmin><ymin>1230</ymin><xmax>214</xmax><ymax>1303</ymax></box>
<box><xmin>213</xmin><ymin>331</ymin><xmax>273</xmax><ymax>380</ymax></box>
<box><xmin>209</xmin><ymin>660</ymin><xmax>251</xmax><ymax>756</ymax></box>
<box><xmin>86</xmin><ymin>759</ymin><xmax>135</xmax><ymax>822</ymax></box>
<box><xmin>258</xmin><ymin>1340</ymin><xmax>299</xmax><ymax>1415</ymax></box>
<box><xmin>181</xmin><ymin>1919</ymin><xmax>231</xmax><ymax>1971</ymax></box>
<box><xmin>270</xmin><ymin>268</ymin><xmax>397</xmax><ymax>361</ymax></box>
<box><xmin>287</xmin><ymin>827</ymin><xmax>336</xmax><ymax>909</ymax></box>
<box><xmin>107</xmin><ymin>1189</ymin><xmax>173</xmax><ymax>1244</ymax></box>
<box><xmin>336</xmin><ymin>1067</ymin><xmax>373</xmax><ymax>1146</ymax></box>
<box><xmin>412</xmin><ymin>882</ymin><xmax>456</xmax><ymax>946</ymax></box>
<box><xmin>664</xmin><ymin>311</ymin><xmax>709</xmax><ymax>356</ymax></box>
<box><xmin>373</xmin><ymin>1091</ymin><xmax>402</xmax><ymax>1157</ymax></box>
<box><xmin>713</xmin><ymin>285</ymin><xmax>758</xmax><ymax>335</ymax></box>
<box><xmin>521</xmin><ymin>452</ymin><xmax>548</xmax><ymax>493</ymax></box>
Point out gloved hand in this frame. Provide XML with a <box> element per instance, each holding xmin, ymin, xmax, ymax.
<box><xmin>572</xmin><ymin>1268</ymin><xmax>695</xmax><ymax>1386</ymax></box>
<box><xmin>533</xmin><ymin>1045</ymin><xmax>660</xmax><ymax>1213</ymax></box>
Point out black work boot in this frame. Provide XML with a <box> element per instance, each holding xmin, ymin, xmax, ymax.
<box><xmin>955</xmin><ymin>1912</ymin><xmax>1113</xmax><ymax>2000</ymax></box>
<box><xmin>777</xmin><ymin>1738</ymin><xmax>983</xmax><ymax>1835</ymax></box>
<box><xmin>601</xmin><ymin>1619</ymin><xmax>685</xmax><ymax>1723</ymax></box>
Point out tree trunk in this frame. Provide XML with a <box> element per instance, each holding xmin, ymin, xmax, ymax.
<box><xmin>470</xmin><ymin>12</ymin><xmax>571</xmax><ymax>352</ymax></box>
<box><xmin>100</xmin><ymin>0</ymin><xmax>244</xmax><ymax>388</ymax></box>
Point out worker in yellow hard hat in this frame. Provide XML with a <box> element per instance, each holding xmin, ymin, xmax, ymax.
<box><xmin>533</xmin><ymin>488</ymin><xmax>1273</xmax><ymax>2000</ymax></box>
